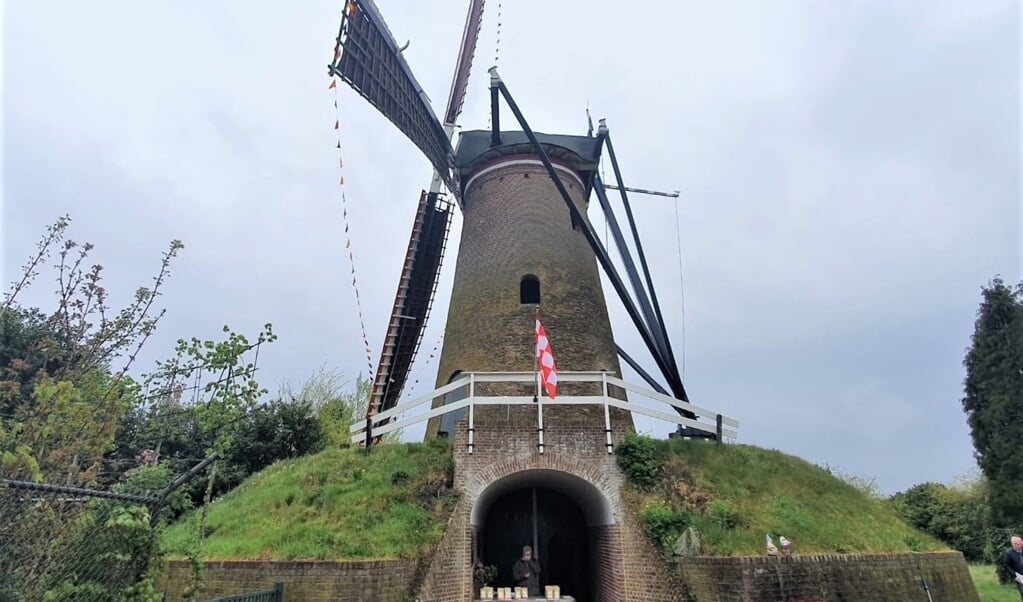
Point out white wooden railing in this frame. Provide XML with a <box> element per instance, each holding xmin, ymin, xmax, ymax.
<box><xmin>350</xmin><ymin>371</ymin><xmax>739</xmax><ymax>453</ymax></box>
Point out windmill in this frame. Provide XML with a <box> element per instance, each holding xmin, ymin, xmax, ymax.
<box><xmin>327</xmin><ymin>0</ymin><xmax>702</xmax><ymax>442</ymax></box>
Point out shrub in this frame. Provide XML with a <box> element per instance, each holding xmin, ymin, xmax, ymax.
<box><xmin>639</xmin><ymin>500</ymin><xmax>688</xmax><ymax>553</ymax></box>
<box><xmin>707</xmin><ymin>499</ymin><xmax>743</xmax><ymax>529</ymax></box>
<box><xmin>616</xmin><ymin>433</ymin><xmax>662</xmax><ymax>491</ymax></box>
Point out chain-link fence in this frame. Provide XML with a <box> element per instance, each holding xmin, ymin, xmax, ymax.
<box><xmin>0</xmin><ymin>457</ymin><xmax>215</xmax><ymax>602</ymax></box>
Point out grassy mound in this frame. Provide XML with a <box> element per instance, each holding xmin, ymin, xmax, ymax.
<box><xmin>162</xmin><ymin>439</ymin><xmax>456</xmax><ymax>560</ymax></box>
<box><xmin>618</xmin><ymin>436</ymin><xmax>946</xmax><ymax>556</ymax></box>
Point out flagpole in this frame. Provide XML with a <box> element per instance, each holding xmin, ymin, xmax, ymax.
<box><xmin>534</xmin><ymin>306</ymin><xmax>544</xmax><ymax>455</ymax></box>
<box><xmin>533</xmin><ymin>306</ymin><xmax>540</xmax><ymax>403</ymax></box>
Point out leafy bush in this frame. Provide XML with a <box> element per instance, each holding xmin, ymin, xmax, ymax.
<box><xmin>615</xmin><ymin>433</ymin><xmax>662</xmax><ymax>491</ymax></box>
<box><xmin>888</xmin><ymin>478</ymin><xmax>1008</xmax><ymax>562</ymax></box>
<box><xmin>639</xmin><ymin>500</ymin><xmax>688</xmax><ymax>553</ymax></box>
<box><xmin>707</xmin><ymin>499</ymin><xmax>743</xmax><ymax>529</ymax></box>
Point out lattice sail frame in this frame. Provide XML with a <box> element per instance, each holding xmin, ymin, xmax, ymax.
<box><xmin>329</xmin><ymin>0</ymin><xmax>456</xmax><ymax>193</ymax></box>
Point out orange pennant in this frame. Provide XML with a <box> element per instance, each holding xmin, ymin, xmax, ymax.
<box><xmin>328</xmin><ymin>79</ymin><xmax>337</xmax><ymax>89</ymax></box>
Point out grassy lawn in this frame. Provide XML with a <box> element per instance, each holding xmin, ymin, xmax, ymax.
<box><xmin>626</xmin><ymin>438</ymin><xmax>947</xmax><ymax>556</ymax></box>
<box><xmin>162</xmin><ymin>439</ymin><xmax>456</xmax><ymax>560</ymax></box>
<box><xmin>972</xmin><ymin>564</ymin><xmax>1021</xmax><ymax>602</ymax></box>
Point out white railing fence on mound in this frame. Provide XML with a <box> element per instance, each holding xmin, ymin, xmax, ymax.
<box><xmin>350</xmin><ymin>371</ymin><xmax>739</xmax><ymax>453</ymax></box>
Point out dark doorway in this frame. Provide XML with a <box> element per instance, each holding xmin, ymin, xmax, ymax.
<box><xmin>479</xmin><ymin>487</ymin><xmax>591</xmax><ymax>601</ymax></box>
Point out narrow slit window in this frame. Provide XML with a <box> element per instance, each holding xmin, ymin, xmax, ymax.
<box><xmin>520</xmin><ymin>275</ymin><xmax>540</xmax><ymax>305</ymax></box>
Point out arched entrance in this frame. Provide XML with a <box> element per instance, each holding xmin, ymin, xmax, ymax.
<box><xmin>472</xmin><ymin>469</ymin><xmax>613</xmax><ymax>602</ymax></box>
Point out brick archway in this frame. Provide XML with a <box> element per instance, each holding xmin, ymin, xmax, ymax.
<box><xmin>466</xmin><ymin>457</ymin><xmax>619</xmax><ymax>527</ymax></box>
<box><xmin>462</xmin><ymin>452</ymin><xmax>625</xmax><ymax>601</ymax></box>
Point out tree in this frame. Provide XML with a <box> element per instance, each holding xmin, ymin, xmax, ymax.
<box><xmin>0</xmin><ymin>216</ymin><xmax>182</xmax><ymax>483</ymax></box>
<box><xmin>889</xmin><ymin>477</ymin><xmax>991</xmax><ymax>561</ymax></box>
<box><xmin>962</xmin><ymin>277</ymin><xmax>1023</xmax><ymax>526</ymax></box>
<box><xmin>284</xmin><ymin>366</ymin><xmax>401</xmax><ymax>446</ymax></box>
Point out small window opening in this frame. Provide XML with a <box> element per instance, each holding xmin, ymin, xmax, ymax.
<box><xmin>520</xmin><ymin>275</ymin><xmax>540</xmax><ymax>305</ymax></box>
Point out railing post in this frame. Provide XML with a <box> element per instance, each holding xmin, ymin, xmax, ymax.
<box><xmin>716</xmin><ymin>414</ymin><xmax>723</xmax><ymax>444</ymax></box>
<box><xmin>537</xmin><ymin>375</ymin><xmax>545</xmax><ymax>454</ymax></box>
<box><xmin>273</xmin><ymin>582</ymin><xmax>284</xmax><ymax>601</ymax></box>
<box><xmin>602</xmin><ymin>371</ymin><xmax>613</xmax><ymax>454</ymax></box>
<box><xmin>364</xmin><ymin>416</ymin><xmax>373</xmax><ymax>451</ymax></box>
<box><xmin>468</xmin><ymin>373</ymin><xmax>476</xmax><ymax>454</ymax></box>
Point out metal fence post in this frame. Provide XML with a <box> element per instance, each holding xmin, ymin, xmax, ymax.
<box><xmin>602</xmin><ymin>372</ymin><xmax>613</xmax><ymax>454</ymax></box>
<box><xmin>716</xmin><ymin>414</ymin><xmax>723</xmax><ymax>444</ymax></box>
<box><xmin>537</xmin><ymin>380</ymin><xmax>545</xmax><ymax>455</ymax></box>
<box><xmin>468</xmin><ymin>373</ymin><xmax>476</xmax><ymax>454</ymax></box>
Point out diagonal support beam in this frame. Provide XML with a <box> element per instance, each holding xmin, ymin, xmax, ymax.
<box><xmin>604</xmin><ymin>129</ymin><xmax>686</xmax><ymax>400</ymax></box>
<box><xmin>593</xmin><ymin>174</ymin><xmax>671</xmax><ymax>367</ymax></box>
<box><xmin>616</xmin><ymin>344</ymin><xmax>668</xmax><ymax>396</ymax></box>
<box><xmin>491</xmin><ymin>69</ymin><xmax>683</xmax><ymax>400</ymax></box>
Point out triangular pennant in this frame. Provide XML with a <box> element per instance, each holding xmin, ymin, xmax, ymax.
<box><xmin>328</xmin><ymin>79</ymin><xmax>337</xmax><ymax>90</ymax></box>
<box><xmin>334</xmin><ymin>120</ymin><xmax>339</xmax><ymax>129</ymax></box>
<box><xmin>339</xmin><ymin>176</ymin><xmax>345</xmax><ymax>185</ymax></box>
<box><xmin>336</xmin><ymin>141</ymin><xmax>341</xmax><ymax>148</ymax></box>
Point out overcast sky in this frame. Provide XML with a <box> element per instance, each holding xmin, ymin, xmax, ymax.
<box><xmin>3</xmin><ymin>1</ymin><xmax>1020</xmax><ymax>495</ymax></box>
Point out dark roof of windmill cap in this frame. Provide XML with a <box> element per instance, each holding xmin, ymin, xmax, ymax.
<box><xmin>453</xmin><ymin>130</ymin><xmax>603</xmax><ymax>193</ymax></box>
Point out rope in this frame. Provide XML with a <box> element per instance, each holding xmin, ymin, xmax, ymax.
<box><xmin>487</xmin><ymin>0</ymin><xmax>503</xmax><ymax>129</ymax></box>
<box><xmin>403</xmin><ymin>330</ymin><xmax>444</xmax><ymax>399</ymax></box>
<box><xmin>673</xmin><ymin>195</ymin><xmax>686</xmax><ymax>380</ymax></box>
<box><xmin>494</xmin><ymin>0</ymin><xmax>502</xmax><ymax>69</ymax></box>
<box><xmin>393</xmin><ymin>331</ymin><xmax>444</xmax><ymax>428</ymax></box>
<box><xmin>331</xmin><ymin>75</ymin><xmax>375</xmax><ymax>381</ymax></box>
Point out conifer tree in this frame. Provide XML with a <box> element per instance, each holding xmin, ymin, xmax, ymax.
<box><xmin>962</xmin><ymin>277</ymin><xmax>1023</xmax><ymax>526</ymax></box>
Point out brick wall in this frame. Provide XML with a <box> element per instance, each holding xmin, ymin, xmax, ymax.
<box><xmin>674</xmin><ymin>552</ymin><xmax>979</xmax><ymax>602</ymax></box>
<box><xmin>426</xmin><ymin>157</ymin><xmax>630</xmax><ymax>437</ymax></box>
<box><xmin>161</xmin><ymin>560</ymin><xmax>417</xmax><ymax>602</ymax></box>
<box><xmin>589</xmin><ymin>525</ymin><xmax>626</xmax><ymax>602</ymax></box>
<box><xmin>416</xmin><ymin>498</ymin><xmax>473</xmax><ymax>602</ymax></box>
<box><xmin>414</xmin><ymin>423</ymin><xmax>671</xmax><ymax>601</ymax></box>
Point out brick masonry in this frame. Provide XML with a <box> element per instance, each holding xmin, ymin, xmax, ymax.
<box><xmin>426</xmin><ymin>156</ymin><xmax>630</xmax><ymax>437</ymax></box>
<box><xmin>161</xmin><ymin>559</ymin><xmax>417</xmax><ymax>602</ymax></box>
<box><xmin>674</xmin><ymin>552</ymin><xmax>979</xmax><ymax>602</ymax></box>
<box><xmin>416</xmin><ymin>423</ymin><xmax>676</xmax><ymax>601</ymax></box>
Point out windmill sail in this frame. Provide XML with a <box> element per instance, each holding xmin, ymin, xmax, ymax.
<box><xmin>443</xmin><ymin>0</ymin><xmax>486</xmax><ymax>126</ymax></box>
<box><xmin>369</xmin><ymin>191</ymin><xmax>453</xmax><ymax>416</ymax></box>
<box><xmin>330</xmin><ymin>0</ymin><xmax>455</xmax><ymax>191</ymax></box>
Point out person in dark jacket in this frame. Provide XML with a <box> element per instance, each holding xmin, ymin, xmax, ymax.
<box><xmin>512</xmin><ymin>545</ymin><xmax>541</xmax><ymax>597</ymax></box>
<box><xmin>1000</xmin><ymin>536</ymin><xmax>1023</xmax><ymax>600</ymax></box>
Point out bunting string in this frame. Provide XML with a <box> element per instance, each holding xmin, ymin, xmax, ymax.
<box><xmin>331</xmin><ymin>67</ymin><xmax>374</xmax><ymax>381</ymax></box>
<box><xmin>403</xmin><ymin>331</ymin><xmax>445</xmax><ymax>398</ymax></box>
<box><xmin>487</xmin><ymin>0</ymin><xmax>503</xmax><ymax>129</ymax></box>
<box><xmin>395</xmin><ymin>331</ymin><xmax>445</xmax><ymax>424</ymax></box>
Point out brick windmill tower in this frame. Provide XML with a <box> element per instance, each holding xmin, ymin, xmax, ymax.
<box><xmin>328</xmin><ymin>1</ymin><xmax>736</xmax><ymax>599</ymax></box>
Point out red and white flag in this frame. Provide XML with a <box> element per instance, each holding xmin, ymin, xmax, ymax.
<box><xmin>535</xmin><ymin>312</ymin><xmax>558</xmax><ymax>399</ymax></box>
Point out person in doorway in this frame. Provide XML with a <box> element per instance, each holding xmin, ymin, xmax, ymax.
<box><xmin>999</xmin><ymin>536</ymin><xmax>1023</xmax><ymax>600</ymax></box>
<box><xmin>513</xmin><ymin>545</ymin><xmax>541</xmax><ymax>597</ymax></box>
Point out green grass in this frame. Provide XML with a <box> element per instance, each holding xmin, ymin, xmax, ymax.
<box><xmin>971</xmin><ymin>564</ymin><xmax>1021</xmax><ymax>602</ymax></box>
<box><xmin>162</xmin><ymin>439</ymin><xmax>456</xmax><ymax>560</ymax></box>
<box><xmin>628</xmin><ymin>439</ymin><xmax>948</xmax><ymax>556</ymax></box>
